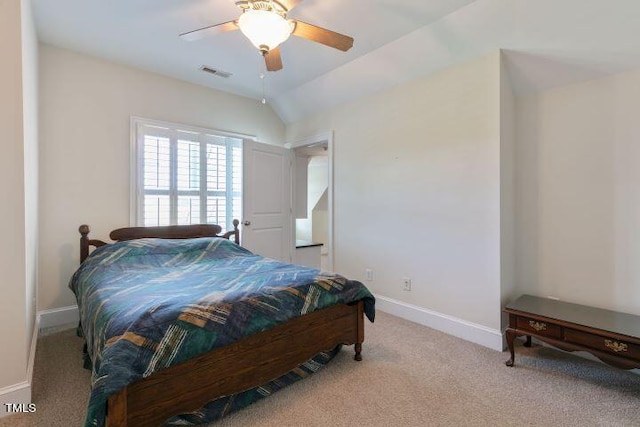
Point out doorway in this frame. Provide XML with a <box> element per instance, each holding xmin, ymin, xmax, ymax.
<box><xmin>287</xmin><ymin>132</ymin><xmax>333</xmax><ymax>272</ymax></box>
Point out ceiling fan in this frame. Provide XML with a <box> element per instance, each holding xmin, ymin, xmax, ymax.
<box><xmin>180</xmin><ymin>0</ymin><xmax>354</xmax><ymax>72</ymax></box>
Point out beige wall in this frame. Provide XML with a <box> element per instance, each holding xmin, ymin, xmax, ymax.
<box><xmin>287</xmin><ymin>52</ymin><xmax>504</xmax><ymax>330</ymax></box>
<box><xmin>0</xmin><ymin>0</ymin><xmax>28</xmax><ymax>390</ymax></box>
<box><xmin>516</xmin><ymin>69</ymin><xmax>640</xmax><ymax>315</ymax></box>
<box><xmin>0</xmin><ymin>0</ymin><xmax>38</xmax><ymax>398</ymax></box>
<box><xmin>38</xmin><ymin>45</ymin><xmax>286</xmax><ymax>311</ymax></box>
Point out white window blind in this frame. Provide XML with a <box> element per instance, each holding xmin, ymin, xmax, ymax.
<box><xmin>133</xmin><ymin>119</ymin><xmax>243</xmax><ymax>231</ymax></box>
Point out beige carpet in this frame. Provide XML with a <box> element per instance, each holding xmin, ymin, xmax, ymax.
<box><xmin>2</xmin><ymin>312</ymin><xmax>640</xmax><ymax>426</ymax></box>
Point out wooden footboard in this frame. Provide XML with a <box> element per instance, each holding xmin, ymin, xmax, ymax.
<box><xmin>106</xmin><ymin>301</ymin><xmax>364</xmax><ymax>426</ymax></box>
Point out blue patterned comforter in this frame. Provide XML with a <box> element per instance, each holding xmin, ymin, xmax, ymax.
<box><xmin>69</xmin><ymin>237</ymin><xmax>375</xmax><ymax>426</ymax></box>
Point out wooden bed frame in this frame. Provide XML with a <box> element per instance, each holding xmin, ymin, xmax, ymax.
<box><xmin>78</xmin><ymin>222</ymin><xmax>365</xmax><ymax>427</ymax></box>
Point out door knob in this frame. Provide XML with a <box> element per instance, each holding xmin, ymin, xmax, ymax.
<box><xmin>243</xmin><ymin>220</ymin><xmax>251</xmax><ymax>226</ymax></box>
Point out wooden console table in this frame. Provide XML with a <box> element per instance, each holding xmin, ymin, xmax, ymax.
<box><xmin>504</xmin><ymin>295</ymin><xmax>640</xmax><ymax>370</ymax></box>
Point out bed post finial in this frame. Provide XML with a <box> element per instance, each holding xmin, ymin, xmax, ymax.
<box><xmin>80</xmin><ymin>224</ymin><xmax>90</xmax><ymax>263</ymax></box>
<box><xmin>232</xmin><ymin>219</ymin><xmax>240</xmax><ymax>245</ymax></box>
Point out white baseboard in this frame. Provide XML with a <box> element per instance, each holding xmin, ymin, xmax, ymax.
<box><xmin>1</xmin><ymin>307</ymin><xmax>76</xmax><ymax>418</ymax></box>
<box><xmin>374</xmin><ymin>294</ymin><xmax>504</xmax><ymax>351</ymax></box>
<box><xmin>38</xmin><ymin>305</ymin><xmax>79</xmax><ymax>330</ymax></box>
<box><xmin>0</xmin><ymin>315</ymin><xmax>40</xmax><ymax>418</ymax></box>
<box><xmin>0</xmin><ymin>382</ymin><xmax>31</xmax><ymax>418</ymax></box>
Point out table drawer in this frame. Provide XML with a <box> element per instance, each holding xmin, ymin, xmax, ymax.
<box><xmin>565</xmin><ymin>329</ymin><xmax>640</xmax><ymax>359</ymax></box>
<box><xmin>516</xmin><ymin>316</ymin><xmax>562</xmax><ymax>339</ymax></box>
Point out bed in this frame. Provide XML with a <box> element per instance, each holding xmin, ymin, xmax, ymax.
<box><xmin>71</xmin><ymin>221</ymin><xmax>375</xmax><ymax>427</ymax></box>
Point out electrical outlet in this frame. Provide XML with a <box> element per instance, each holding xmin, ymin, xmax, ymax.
<box><xmin>365</xmin><ymin>269</ymin><xmax>373</xmax><ymax>281</ymax></box>
<box><xmin>403</xmin><ymin>277</ymin><xmax>411</xmax><ymax>291</ymax></box>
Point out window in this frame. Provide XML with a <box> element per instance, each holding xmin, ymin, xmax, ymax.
<box><xmin>132</xmin><ymin>118</ymin><xmax>244</xmax><ymax>231</ymax></box>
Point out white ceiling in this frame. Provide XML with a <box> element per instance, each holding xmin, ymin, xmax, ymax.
<box><xmin>33</xmin><ymin>0</ymin><xmax>640</xmax><ymax>124</ymax></box>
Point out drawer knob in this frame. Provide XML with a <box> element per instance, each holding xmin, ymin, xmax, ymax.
<box><xmin>528</xmin><ymin>321</ymin><xmax>547</xmax><ymax>332</ymax></box>
<box><xmin>604</xmin><ymin>339</ymin><xmax>628</xmax><ymax>353</ymax></box>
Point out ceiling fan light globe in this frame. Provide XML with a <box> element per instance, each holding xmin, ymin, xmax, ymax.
<box><xmin>238</xmin><ymin>9</ymin><xmax>294</xmax><ymax>52</ymax></box>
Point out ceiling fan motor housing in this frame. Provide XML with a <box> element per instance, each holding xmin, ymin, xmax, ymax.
<box><xmin>236</xmin><ymin>0</ymin><xmax>288</xmax><ymax>16</ymax></box>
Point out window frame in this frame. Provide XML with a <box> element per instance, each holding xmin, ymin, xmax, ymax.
<box><xmin>130</xmin><ymin>117</ymin><xmax>255</xmax><ymax>228</ymax></box>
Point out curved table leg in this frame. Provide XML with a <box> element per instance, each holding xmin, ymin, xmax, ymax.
<box><xmin>505</xmin><ymin>328</ymin><xmax>517</xmax><ymax>367</ymax></box>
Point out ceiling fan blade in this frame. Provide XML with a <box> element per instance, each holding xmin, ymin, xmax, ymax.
<box><xmin>179</xmin><ymin>20</ymin><xmax>238</xmax><ymax>42</ymax></box>
<box><xmin>274</xmin><ymin>0</ymin><xmax>303</xmax><ymax>12</ymax></box>
<box><xmin>264</xmin><ymin>47</ymin><xmax>283</xmax><ymax>72</ymax></box>
<box><xmin>291</xmin><ymin>20</ymin><xmax>354</xmax><ymax>52</ymax></box>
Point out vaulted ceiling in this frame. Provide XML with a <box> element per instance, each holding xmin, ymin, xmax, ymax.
<box><xmin>33</xmin><ymin>0</ymin><xmax>640</xmax><ymax>123</ymax></box>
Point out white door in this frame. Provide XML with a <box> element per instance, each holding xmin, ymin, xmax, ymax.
<box><xmin>242</xmin><ymin>140</ymin><xmax>292</xmax><ymax>262</ymax></box>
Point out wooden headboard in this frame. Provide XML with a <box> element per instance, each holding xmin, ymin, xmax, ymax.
<box><xmin>79</xmin><ymin>219</ymin><xmax>240</xmax><ymax>263</ymax></box>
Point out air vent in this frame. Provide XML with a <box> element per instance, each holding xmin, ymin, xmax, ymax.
<box><xmin>200</xmin><ymin>66</ymin><xmax>232</xmax><ymax>78</ymax></box>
